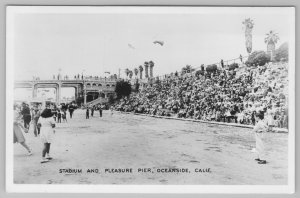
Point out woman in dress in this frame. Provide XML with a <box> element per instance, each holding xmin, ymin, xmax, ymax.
<box><xmin>13</xmin><ymin>105</ymin><xmax>32</xmax><ymax>155</ymax></box>
<box><xmin>38</xmin><ymin>106</ymin><xmax>56</xmax><ymax>163</ymax></box>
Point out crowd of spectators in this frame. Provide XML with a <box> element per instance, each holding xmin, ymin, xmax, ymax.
<box><xmin>114</xmin><ymin>62</ymin><xmax>289</xmax><ymax>129</ymax></box>
<box><xmin>51</xmin><ymin>74</ymin><xmax>117</xmax><ymax>81</ymax></box>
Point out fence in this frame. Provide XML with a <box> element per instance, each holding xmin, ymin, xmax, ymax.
<box><xmin>135</xmin><ymin>55</ymin><xmax>250</xmax><ymax>82</ymax></box>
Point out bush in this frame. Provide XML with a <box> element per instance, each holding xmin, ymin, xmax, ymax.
<box><xmin>246</xmin><ymin>51</ymin><xmax>270</xmax><ymax>66</ymax></box>
<box><xmin>228</xmin><ymin>63</ymin><xmax>239</xmax><ymax>71</ymax></box>
<box><xmin>206</xmin><ymin>64</ymin><xmax>218</xmax><ymax>72</ymax></box>
<box><xmin>195</xmin><ymin>70</ymin><xmax>204</xmax><ymax>76</ymax></box>
<box><xmin>181</xmin><ymin>65</ymin><xmax>195</xmax><ymax>74</ymax></box>
<box><xmin>275</xmin><ymin>42</ymin><xmax>288</xmax><ymax>62</ymax></box>
<box><xmin>115</xmin><ymin>80</ymin><xmax>132</xmax><ymax>99</ymax></box>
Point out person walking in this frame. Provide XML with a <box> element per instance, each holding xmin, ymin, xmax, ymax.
<box><xmin>38</xmin><ymin>106</ymin><xmax>56</xmax><ymax>163</ymax></box>
<box><xmin>253</xmin><ymin>112</ymin><xmax>268</xmax><ymax>164</ymax></box>
<box><xmin>14</xmin><ymin>105</ymin><xmax>32</xmax><ymax>156</ymax></box>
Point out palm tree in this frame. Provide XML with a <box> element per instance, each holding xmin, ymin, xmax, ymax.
<box><xmin>139</xmin><ymin>65</ymin><xmax>143</xmax><ymax>79</ymax></box>
<box><xmin>242</xmin><ymin>18</ymin><xmax>254</xmax><ymax>54</ymax></box>
<box><xmin>186</xmin><ymin>65</ymin><xmax>192</xmax><ymax>73</ymax></box>
<box><xmin>264</xmin><ymin>30</ymin><xmax>279</xmax><ymax>61</ymax></box>
<box><xmin>125</xmin><ymin>68</ymin><xmax>130</xmax><ymax>79</ymax></box>
<box><xmin>149</xmin><ymin>61</ymin><xmax>154</xmax><ymax>78</ymax></box>
<box><xmin>129</xmin><ymin>70</ymin><xmax>133</xmax><ymax>79</ymax></box>
<box><xmin>181</xmin><ymin>65</ymin><xmax>194</xmax><ymax>74</ymax></box>
<box><xmin>134</xmin><ymin>68</ymin><xmax>139</xmax><ymax>78</ymax></box>
<box><xmin>144</xmin><ymin>61</ymin><xmax>149</xmax><ymax>78</ymax></box>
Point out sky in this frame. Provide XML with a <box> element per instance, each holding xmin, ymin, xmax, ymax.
<box><xmin>10</xmin><ymin>7</ymin><xmax>293</xmax><ymax>99</ymax></box>
<box><xmin>11</xmin><ymin>7</ymin><xmax>293</xmax><ymax>81</ymax></box>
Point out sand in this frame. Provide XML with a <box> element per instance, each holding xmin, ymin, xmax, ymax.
<box><xmin>13</xmin><ymin>110</ymin><xmax>288</xmax><ymax>185</ymax></box>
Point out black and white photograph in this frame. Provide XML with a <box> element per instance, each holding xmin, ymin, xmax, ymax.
<box><xmin>6</xmin><ymin>6</ymin><xmax>295</xmax><ymax>193</ymax></box>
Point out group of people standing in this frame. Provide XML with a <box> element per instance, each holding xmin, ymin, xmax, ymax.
<box><xmin>86</xmin><ymin>105</ymin><xmax>103</xmax><ymax>119</ymax></box>
<box><xmin>13</xmin><ymin>102</ymin><xmax>76</xmax><ymax>163</ymax></box>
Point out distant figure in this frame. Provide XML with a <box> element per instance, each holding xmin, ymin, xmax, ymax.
<box><xmin>52</xmin><ymin>108</ymin><xmax>57</xmax><ymax>122</ymax></box>
<box><xmin>20</xmin><ymin>102</ymin><xmax>31</xmax><ymax>129</ymax></box>
<box><xmin>57</xmin><ymin>110</ymin><xmax>61</xmax><ymax>123</ymax></box>
<box><xmin>86</xmin><ymin>108</ymin><xmax>90</xmax><ymax>119</ymax></box>
<box><xmin>240</xmin><ymin>54</ymin><xmax>243</xmax><ymax>63</ymax></box>
<box><xmin>201</xmin><ymin>64</ymin><xmax>205</xmax><ymax>71</ymax></box>
<box><xmin>68</xmin><ymin>104</ymin><xmax>74</xmax><ymax>119</ymax></box>
<box><xmin>221</xmin><ymin>59</ymin><xmax>224</xmax><ymax>68</ymax></box>
<box><xmin>99</xmin><ymin>106</ymin><xmax>103</xmax><ymax>117</ymax></box>
<box><xmin>62</xmin><ymin>110</ymin><xmax>67</xmax><ymax>122</ymax></box>
<box><xmin>110</xmin><ymin>106</ymin><xmax>114</xmax><ymax>116</ymax></box>
<box><xmin>32</xmin><ymin>106</ymin><xmax>41</xmax><ymax>137</ymax></box>
<box><xmin>91</xmin><ymin>106</ymin><xmax>94</xmax><ymax>117</ymax></box>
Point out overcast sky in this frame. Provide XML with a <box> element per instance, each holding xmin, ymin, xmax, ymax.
<box><xmin>11</xmin><ymin>7</ymin><xmax>293</xmax><ymax>81</ymax></box>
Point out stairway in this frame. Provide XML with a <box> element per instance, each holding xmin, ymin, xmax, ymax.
<box><xmin>85</xmin><ymin>97</ymin><xmax>108</xmax><ymax>107</ymax></box>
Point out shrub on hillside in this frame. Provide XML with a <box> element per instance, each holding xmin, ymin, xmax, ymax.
<box><xmin>275</xmin><ymin>42</ymin><xmax>288</xmax><ymax>62</ymax></box>
<box><xmin>195</xmin><ymin>70</ymin><xmax>204</xmax><ymax>76</ymax></box>
<box><xmin>245</xmin><ymin>51</ymin><xmax>270</xmax><ymax>66</ymax></box>
<box><xmin>206</xmin><ymin>64</ymin><xmax>218</xmax><ymax>72</ymax></box>
<box><xmin>228</xmin><ymin>63</ymin><xmax>239</xmax><ymax>70</ymax></box>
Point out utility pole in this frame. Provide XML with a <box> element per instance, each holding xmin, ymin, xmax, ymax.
<box><xmin>118</xmin><ymin>68</ymin><xmax>121</xmax><ymax>79</ymax></box>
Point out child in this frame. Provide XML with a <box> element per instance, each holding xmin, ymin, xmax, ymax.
<box><xmin>38</xmin><ymin>106</ymin><xmax>56</xmax><ymax>163</ymax></box>
<box><xmin>57</xmin><ymin>110</ymin><xmax>62</xmax><ymax>123</ymax></box>
<box><xmin>62</xmin><ymin>110</ymin><xmax>67</xmax><ymax>122</ymax></box>
<box><xmin>253</xmin><ymin>112</ymin><xmax>268</xmax><ymax>164</ymax></box>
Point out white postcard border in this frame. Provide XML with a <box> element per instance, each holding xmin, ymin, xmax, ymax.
<box><xmin>5</xmin><ymin>6</ymin><xmax>295</xmax><ymax>194</ymax></box>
